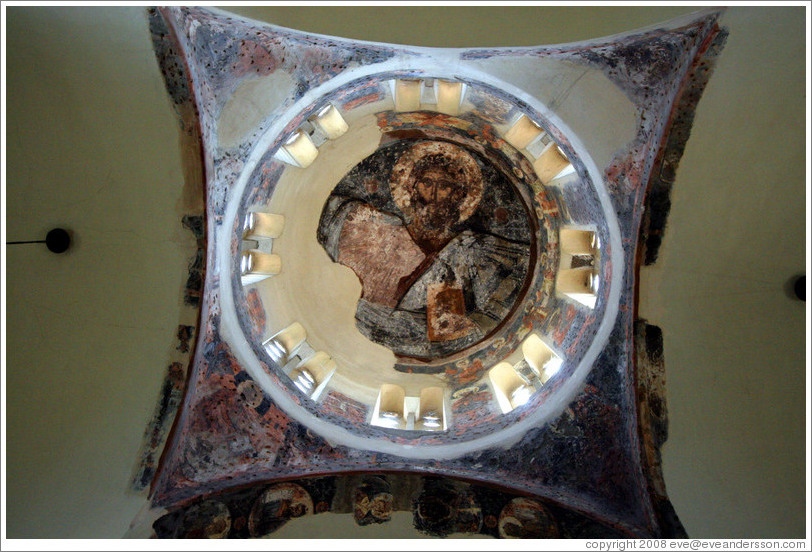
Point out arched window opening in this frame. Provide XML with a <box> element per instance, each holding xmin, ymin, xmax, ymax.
<box><xmin>263</xmin><ymin>322</ymin><xmax>307</xmax><ymax>365</ymax></box>
<box><xmin>557</xmin><ymin>228</ymin><xmax>600</xmax><ymax>308</ymax></box>
<box><xmin>371</xmin><ymin>384</ymin><xmax>407</xmax><ymax>429</ymax></box>
<box><xmin>289</xmin><ymin>351</ymin><xmax>337</xmax><ymax>401</ymax></box>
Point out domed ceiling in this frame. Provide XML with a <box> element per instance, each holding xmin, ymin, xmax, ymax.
<box><xmin>134</xmin><ymin>6</ymin><xmax>728</xmax><ymax>538</ymax></box>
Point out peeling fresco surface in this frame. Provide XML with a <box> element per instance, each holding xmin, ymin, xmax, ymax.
<box><xmin>132</xmin><ymin>214</ymin><xmax>205</xmax><ymax>492</ymax></box>
<box><xmin>181</xmin><ymin>215</ymin><xmax>205</xmax><ymax>307</ymax></box>
<box><xmin>317</xmin><ymin>136</ymin><xmax>533</xmax><ymax>360</ymax></box>
<box><xmin>132</xmin><ymin>361</ymin><xmax>186</xmax><ymax>492</ymax></box>
<box><xmin>150</xmin><ymin>473</ymin><xmax>629</xmax><ymax>539</ymax></box>
<box><xmin>142</xmin><ymin>6</ymin><xmax>726</xmax><ymax>538</ymax></box>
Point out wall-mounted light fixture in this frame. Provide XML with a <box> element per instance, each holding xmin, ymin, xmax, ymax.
<box><xmin>6</xmin><ymin>227</ymin><xmax>72</xmax><ymax>254</ymax></box>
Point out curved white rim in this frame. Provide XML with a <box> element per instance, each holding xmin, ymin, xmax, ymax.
<box><xmin>218</xmin><ymin>55</ymin><xmax>625</xmax><ymax>460</ymax></box>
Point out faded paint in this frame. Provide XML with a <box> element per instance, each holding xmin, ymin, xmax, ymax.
<box><xmin>218</xmin><ymin>71</ymin><xmax>295</xmax><ymax>150</ymax></box>
<box><xmin>142</xmin><ymin>6</ymin><xmax>726</xmax><ymax>539</ymax></box>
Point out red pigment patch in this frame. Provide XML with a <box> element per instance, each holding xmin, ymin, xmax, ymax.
<box><xmin>321</xmin><ymin>391</ymin><xmax>368</xmax><ymax>425</ymax></box>
<box><xmin>245</xmin><ymin>288</ymin><xmax>266</xmax><ymax>337</ymax></box>
<box><xmin>342</xmin><ymin>91</ymin><xmax>384</xmax><ymax>111</ymax></box>
<box><xmin>260</xmin><ymin>402</ymin><xmax>291</xmax><ymax>437</ymax></box>
<box><xmin>234</xmin><ymin>39</ymin><xmax>278</xmax><ymax>77</ymax></box>
<box><xmin>427</xmin><ymin>283</ymin><xmax>477</xmax><ymax>342</ymax></box>
<box><xmin>364</xmin><ymin>177</ymin><xmax>379</xmax><ymax>194</ymax></box>
<box><xmin>445</xmin><ymin>359</ymin><xmax>485</xmax><ymax>385</ymax></box>
<box><xmin>337</xmin><ymin>204</ymin><xmax>425</xmax><ymax>308</ymax></box>
<box><xmin>553</xmin><ymin>304</ymin><xmax>578</xmax><ymax>345</ymax></box>
<box><xmin>494</xmin><ymin>207</ymin><xmax>509</xmax><ymax>224</ymax></box>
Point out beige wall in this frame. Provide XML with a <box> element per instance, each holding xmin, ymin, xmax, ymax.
<box><xmin>4</xmin><ymin>6</ymin><xmax>806</xmax><ymax>539</ymax></box>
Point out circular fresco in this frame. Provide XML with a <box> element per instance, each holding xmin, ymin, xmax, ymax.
<box><xmin>222</xmin><ymin>68</ymin><xmax>620</xmax><ymax>457</ymax></box>
<box><xmin>317</xmin><ymin>138</ymin><xmax>534</xmax><ymax>361</ymax></box>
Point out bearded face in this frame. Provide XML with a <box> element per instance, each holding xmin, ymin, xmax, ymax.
<box><xmin>390</xmin><ymin>141</ymin><xmax>483</xmax><ymax>253</ymax></box>
<box><xmin>411</xmin><ymin>156</ymin><xmax>470</xmax><ymax>232</ymax></box>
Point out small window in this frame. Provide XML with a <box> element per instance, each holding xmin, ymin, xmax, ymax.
<box><xmin>557</xmin><ymin>268</ymin><xmax>597</xmax><ymax>308</ymax></box>
<box><xmin>280</xmin><ymin>129</ymin><xmax>319</xmax><ymax>168</ymax></box>
<box><xmin>557</xmin><ymin>228</ymin><xmax>599</xmax><ymax>308</ymax></box>
<box><xmin>533</xmin><ymin>142</ymin><xmax>573</xmax><ymax>185</ymax></box>
<box><xmin>391</xmin><ymin>78</ymin><xmax>464</xmax><ymax>116</ymax></box>
<box><xmin>371</xmin><ymin>384</ymin><xmax>407</xmax><ymax>429</ymax></box>
<box><xmin>292</xmin><ymin>367</ymin><xmax>316</xmax><ymax>394</ymax></box>
<box><xmin>489</xmin><ymin>334</ymin><xmax>563</xmax><ymax>414</ymax></box>
<box><xmin>394</xmin><ymin>79</ymin><xmax>422</xmax><ymax>112</ymax></box>
<box><xmin>435</xmin><ymin>80</ymin><xmax>463</xmax><ymax>115</ymax></box>
<box><xmin>369</xmin><ymin>385</ymin><xmax>448</xmax><ymax>431</ymax></box>
<box><xmin>243</xmin><ymin>211</ymin><xmax>285</xmax><ymax>240</ymax></box>
<box><xmin>489</xmin><ymin>362</ymin><xmax>533</xmax><ymax>414</ymax></box>
<box><xmin>521</xmin><ymin>334</ymin><xmax>562</xmax><ymax>385</ymax></box>
<box><xmin>312</xmin><ymin>104</ymin><xmax>348</xmax><ymax>140</ymax></box>
<box><xmin>240</xmin><ymin>250</ymin><xmax>281</xmax><ymax>285</ymax></box>
<box><xmin>416</xmin><ymin>387</ymin><xmax>446</xmax><ymax>431</ymax></box>
<box><xmin>289</xmin><ymin>351</ymin><xmax>337</xmax><ymax>401</ymax></box>
<box><xmin>504</xmin><ymin>114</ymin><xmax>544</xmax><ymax>150</ymax></box>
<box><xmin>263</xmin><ymin>322</ymin><xmax>306</xmax><ymax>364</ymax></box>
<box><xmin>560</xmin><ymin>229</ymin><xmax>598</xmax><ymax>257</ymax></box>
